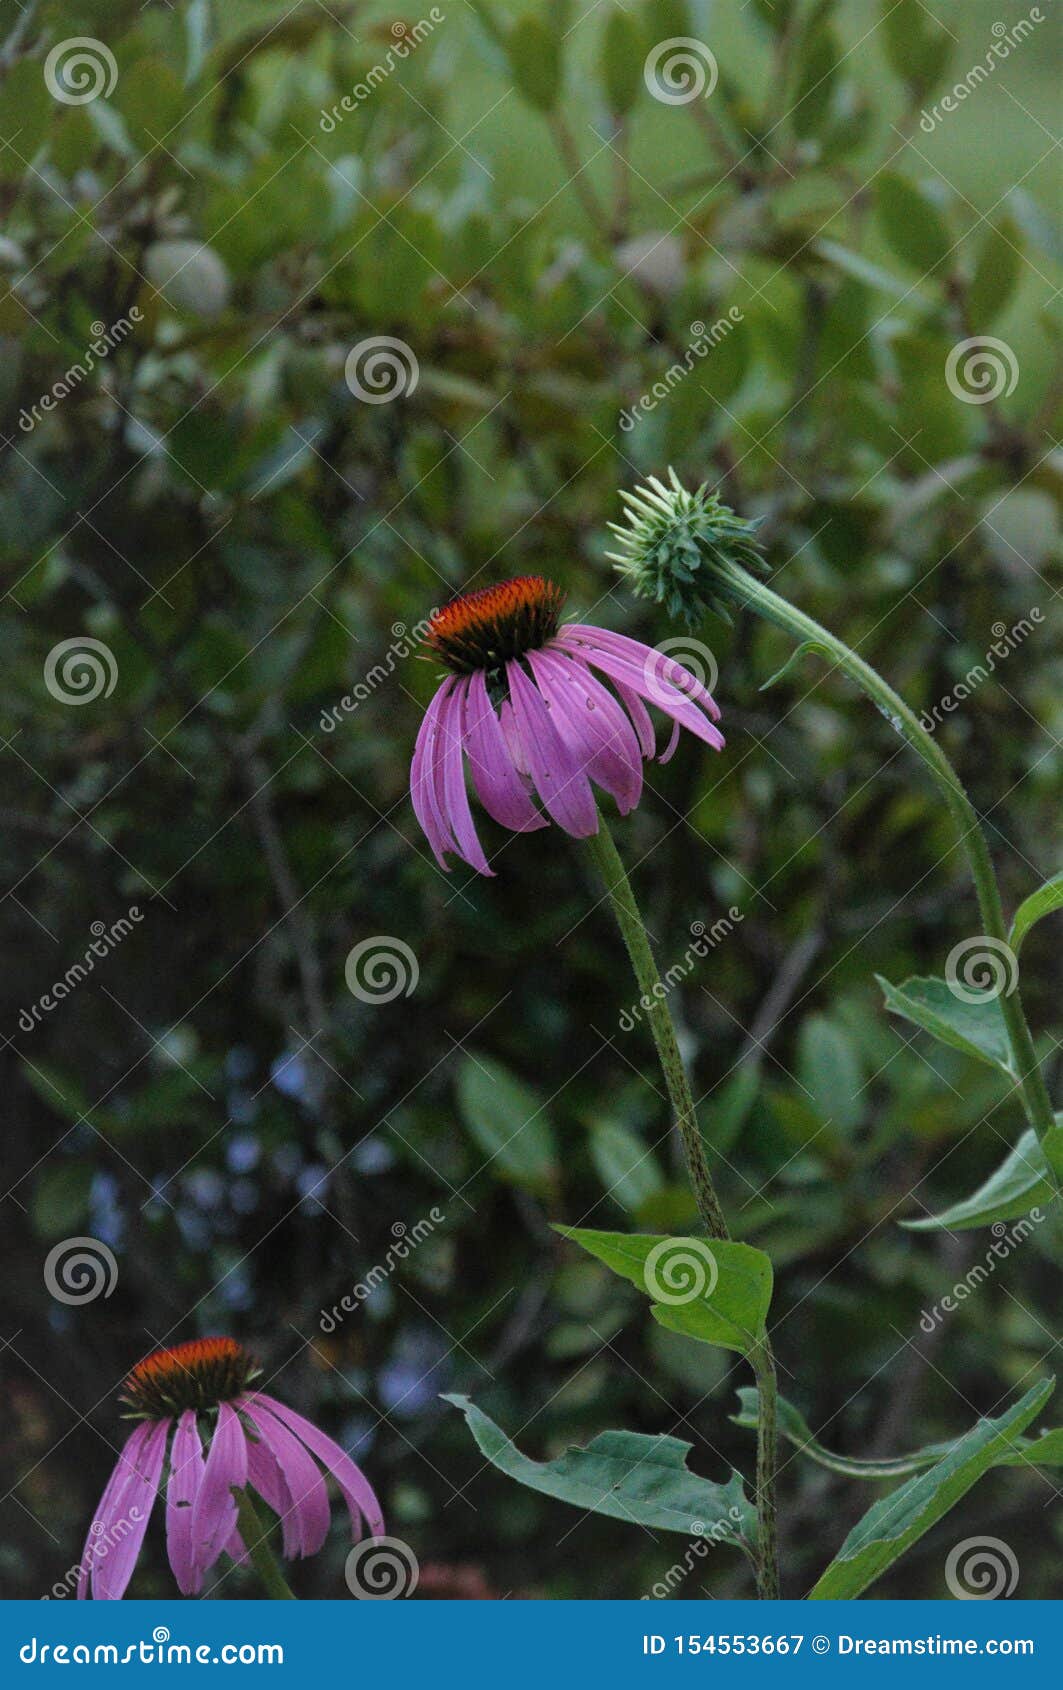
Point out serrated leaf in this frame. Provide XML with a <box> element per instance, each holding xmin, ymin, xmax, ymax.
<box><xmin>556</xmin><ymin>1227</ymin><xmax>772</xmax><ymax>1355</ymax></box>
<box><xmin>809</xmin><ymin>1379</ymin><xmax>1055</xmax><ymax>1598</ymax></box>
<box><xmin>600</xmin><ymin>11</ymin><xmax>642</xmax><ymax>116</ymax></box>
<box><xmin>456</xmin><ymin>1053</ymin><xmax>558</xmax><ymax>1193</ymax></box>
<box><xmin>877</xmin><ymin>175</ymin><xmax>952</xmax><ymax>275</ymax></box>
<box><xmin>733</xmin><ymin>1386</ymin><xmax>1063</xmax><ymax>1479</ymax></box>
<box><xmin>507</xmin><ymin>15</ymin><xmax>562</xmax><ymax>111</ymax></box>
<box><xmin>968</xmin><ymin>218</ymin><xmax>1024</xmax><ymax>325</ymax></box>
<box><xmin>1009</xmin><ymin>871</ymin><xmax>1063</xmax><ymax>955</ymax></box>
<box><xmin>443</xmin><ymin>1394</ymin><xmax>756</xmax><ymax>1548</ymax></box>
<box><xmin>877</xmin><ymin>974</ymin><xmax>1016</xmax><ymax>1077</ymax></box>
<box><xmin>903</xmin><ymin>1124</ymin><xmax>1061</xmax><ymax>1230</ymax></box>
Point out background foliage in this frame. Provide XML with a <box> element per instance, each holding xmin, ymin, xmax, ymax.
<box><xmin>1</xmin><ymin>0</ymin><xmax>1060</xmax><ymax>1598</ymax></box>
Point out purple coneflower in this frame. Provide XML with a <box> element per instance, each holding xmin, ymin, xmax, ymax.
<box><xmin>411</xmin><ymin>575</ymin><xmax>723</xmax><ymax>873</ymax></box>
<box><xmin>78</xmin><ymin>1337</ymin><xmax>382</xmax><ymax>1600</ymax></box>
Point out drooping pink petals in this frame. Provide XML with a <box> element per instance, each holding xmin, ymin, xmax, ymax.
<box><xmin>527</xmin><ymin>649</ymin><xmax>643</xmax><ymax>816</ymax></box>
<box><xmin>240</xmin><ymin>1397</ymin><xmax>331</xmax><ymax>1558</ymax></box>
<box><xmin>165</xmin><ymin>1410</ymin><xmax>206</xmax><ymax>1596</ymax></box>
<box><xmin>191</xmin><ymin>1401</ymin><xmax>247</xmax><ymax>1579</ymax></box>
<box><xmin>506</xmin><ymin>659</ymin><xmax>599</xmax><ymax>839</ymax></box>
<box><xmin>463</xmin><ymin>671</ymin><xmax>546</xmax><ymax>834</ymax></box>
<box><xmin>250</xmin><ymin>1393</ymin><xmax>385</xmax><ymax>1541</ymax></box>
<box><xmin>92</xmin><ymin>1419</ymin><xmax>170</xmax><ymax>1600</ymax></box>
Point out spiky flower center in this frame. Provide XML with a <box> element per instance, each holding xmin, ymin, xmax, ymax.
<box><xmin>425</xmin><ymin>576</ymin><xmax>565</xmax><ymax>675</ymax></box>
<box><xmin>120</xmin><ymin>1337</ymin><xmax>259</xmax><ymax>1420</ymax></box>
<box><xmin>607</xmin><ymin>469</ymin><xmax>765</xmax><ymax>627</ymax></box>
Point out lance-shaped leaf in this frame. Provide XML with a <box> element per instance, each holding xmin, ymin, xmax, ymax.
<box><xmin>809</xmin><ymin>1377</ymin><xmax>1055</xmax><ymax>1599</ymax></box>
<box><xmin>877</xmin><ymin>974</ymin><xmax>1016</xmax><ymax>1076</ymax></box>
<box><xmin>1009</xmin><ymin>871</ymin><xmax>1063</xmax><ymax>955</ymax></box>
<box><xmin>443</xmin><ymin>1396</ymin><xmax>756</xmax><ymax>1550</ymax></box>
<box><xmin>556</xmin><ymin>1227</ymin><xmax>772</xmax><ymax>1356</ymax></box>
<box><xmin>733</xmin><ymin>1386</ymin><xmax>1063</xmax><ymax>1479</ymax></box>
<box><xmin>902</xmin><ymin>1125</ymin><xmax>1061</xmax><ymax>1231</ymax></box>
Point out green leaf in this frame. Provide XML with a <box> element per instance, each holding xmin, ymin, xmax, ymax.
<box><xmin>809</xmin><ymin>1378</ymin><xmax>1055</xmax><ymax>1599</ymax></box>
<box><xmin>507</xmin><ymin>15</ymin><xmax>562</xmax><ymax>111</ymax></box>
<box><xmin>1009</xmin><ymin>871</ymin><xmax>1063</xmax><ymax>955</ymax></box>
<box><xmin>31</xmin><ymin>1162</ymin><xmax>93</xmax><ymax>1240</ymax></box>
<box><xmin>733</xmin><ymin>1386</ymin><xmax>1063</xmax><ymax>1478</ymax></box>
<box><xmin>877</xmin><ymin>974</ymin><xmax>1016</xmax><ymax>1077</ymax></box>
<box><xmin>600</xmin><ymin>11</ymin><xmax>642</xmax><ymax>116</ymax></box>
<box><xmin>759</xmin><ymin>638</ymin><xmax>834</xmax><ymax>692</ymax></box>
<box><xmin>443</xmin><ymin>1395</ymin><xmax>756</xmax><ymax>1548</ymax></box>
<box><xmin>797</xmin><ymin>1015</ymin><xmax>863</xmax><ymax>1132</ymax></box>
<box><xmin>877</xmin><ymin>175</ymin><xmax>952</xmax><ymax>275</ymax></box>
<box><xmin>456</xmin><ymin>1054</ymin><xmax>558</xmax><ymax>1194</ymax></box>
<box><xmin>880</xmin><ymin>0</ymin><xmax>951</xmax><ymax>94</ymax></box>
<box><xmin>556</xmin><ymin>1227</ymin><xmax>772</xmax><ymax>1356</ymax></box>
<box><xmin>902</xmin><ymin>1125</ymin><xmax>1061</xmax><ymax>1230</ymax></box>
<box><xmin>703</xmin><ymin>1065</ymin><xmax>760</xmax><ymax>1158</ymax></box>
<box><xmin>791</xmin><ymin>24</ymin><xmax>841</xmax><ymax>140</ymax></box>
<box><xmin>588</xmin><ymin>1120</ymin><xmax>663</xmax><ymax>1214</ymax></box>
<box><xmin>968</xmin><ymin>218</ymin><xmax>1024</xmax><ymax>326</ymax></box>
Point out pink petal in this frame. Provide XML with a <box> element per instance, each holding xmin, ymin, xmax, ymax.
<box><xmin>527</xmin><ymin>649</ymin><xmax>643</xmax><ymax>815</ymax></box>
<box><xmin>251</xmin><ymin>1393</ymin><xmax>385</xmax><ymax>1541</ymax></box>
<box><xmin>241</xmin><ymin>1398</ymin><xmax>331</xmax><ymax>1557</ymax></box>
<box><xmin>78</xmin><ymin>1422</ymin><xmax>152</xmax><ymax>1600</ymax></box>
<box><xmin>559</xmin><ymin>624</ymin><xmax>722</xmax><ymax>720</ymax></box>
<box><xmin>410</xmin><ymin>681</ymin><xmax>459</xmax><ymax>869</ymax></box>
<box><xmin>245</xmin><ymin>1426</ymin><xmax>300</xmax><ymax>1559</ymax></box>
<box><xmin>191</xmin><ymin>1402</ymin><xmax>247</xmax><ymax>1580</ymax></box>
<box><xmin>613</xmin><ymin>679</ymin><xmax>656</xmax><ymax>759</ymax></box>
<box><xmin>437</xmin><ymin>678</ymin><xmax>493</xmax><ymax>875</ymax></box>
<box><xmin>463</xmin><ymin>670</ymin><xmax>545</xmax><ymax>834</ymax></box>
<box><xmin>505</xmin><ymin>660</ymin><xmax>598</xmax><ymax>839</ymax></box>
<box><xmin>93</xmin><ymin>1419</ymin><xmax>170</xmax><ymax>1600</ymax></box>
<box><xmin>555</xmin><ymin>630</ymin><xmax>724</xmax><ymax>755</ymax></box>
<box><xmin>166</xmin><ymin>1410</ymin><xmax>205</xmax><ymax>1596</ymax></box>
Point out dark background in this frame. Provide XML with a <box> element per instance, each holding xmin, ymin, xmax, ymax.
<box><xmin>1</xmin><ymin>0</ymin><xmax>1060</xmax><ymax>1599</ymax></box>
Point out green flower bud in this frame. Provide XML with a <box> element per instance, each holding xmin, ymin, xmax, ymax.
<box><xmin>607</xmin><ymin>468</ymin><xmax>766</xmax><ymax>626</ymax></box>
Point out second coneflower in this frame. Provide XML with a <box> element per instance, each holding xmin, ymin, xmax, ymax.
<box><xmin>410</xmin><ymin>575</ymin><xmax>723</xmax><ymax>874</ymax></box>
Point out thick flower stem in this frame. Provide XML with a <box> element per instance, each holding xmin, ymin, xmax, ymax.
<box><xmin>581</xmin><ymin>815</ymin><xmax>783</xmax><ymax>1601</ymax></box>
<box><xmin>234</xmin><ymin>1490</ymin><xmax>297</xmax><ymax>1599</ymax></box>
<box><xmin>713</xmin><ymin>557</ymin><xmax>1058</xmax><ymax>1168</ymax></box>
<box><xmin>582</xmin><ymin>816</ymin><xmax>730</xmax><ymax>1242</ymax></box>
<box><xmin>750</xmin><ymin>1342</ymin><xmax>780</xmax><ymax>1600</ymax></box>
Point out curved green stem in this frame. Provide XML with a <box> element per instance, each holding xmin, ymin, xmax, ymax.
<box><xmin>581</xmin><ymin>813</ymin><xmax>781</xmax><ymax>1600</ymax></box>
<box><xmin>233</xmin><ymin>1490</ymin><xmax>297</xmax><ymax>1599</ymax></box>
<box><xmin>714</xmin><ymin>558</ymin><xmax>1057</xmax><ymax>1163</ymax></box>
